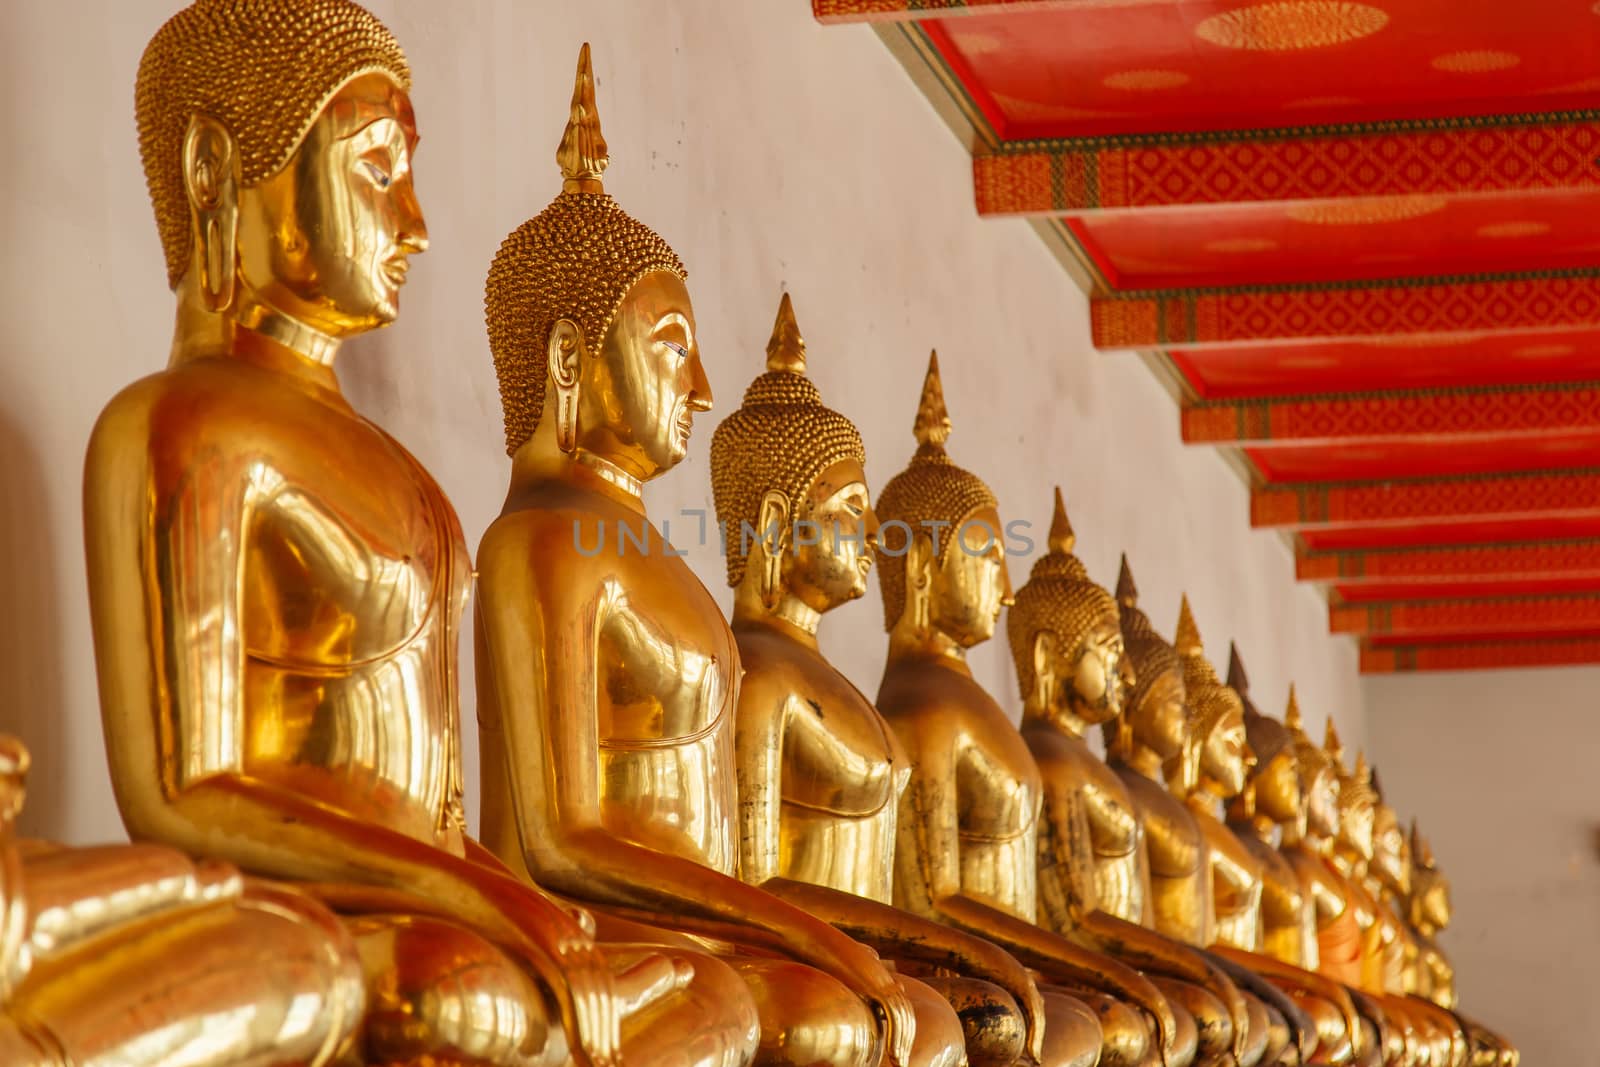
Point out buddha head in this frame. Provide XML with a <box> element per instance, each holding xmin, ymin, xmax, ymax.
<box><xmin>1330</xmin><ymin>722</ymin><xmax>1378</xmax><ymax>862</ymax></box>
<box><xmin>876</xmin><ymin>353</ymin><xmax>1010</xmax><ymax>649</ymax></box>
<box><xmin>1285</xmin><ymin>698</ymin><xmax>1341</xmax><ymax>840</ymax></box>
<box><xmin>1111</xmin><ymin>558</ymin><xmax>1187</xmax><ymax>763</ymax></box>
<box><xmin>1369</xmin><ymin>769</ymin><xmax>1410</xmax><ymax>895</ymax></box>
<box><xmin>486</xmin><ymin>46</ymin><xmax>706</xmax><ymax>482</ymax></box>
<box><xmin>1226</xmin><ymin>647</ymin><xmax>1302</xmax><ymax>826</ymax></box>
<box><xmin>711</xmin><ymin>293</ymin><xmax>875</xmax><ymax>620</ymax></box>
<box><xmin>1173</xmin><ymin>599</ymin><xmax>1253</xmax><ymax>800</ymax></box>
<box><xmin>137</xmin><ymin>0</ymin><xmax>424</xmax><ymax>343</ymax></box>
<box><xmin>1007</xmin><ymin>490</ymin><xmax>1132</xmax><ymax>730</ymax></box>
<box><xmin>1408</xmin><ymin>822</ymin><xmax>1453</xmax><ymax>933</ymax></box>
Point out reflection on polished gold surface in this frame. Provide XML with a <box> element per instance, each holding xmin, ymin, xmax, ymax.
<box><xmin>0</xmin><ymin>736</ymin><xmax>364</xmax><ymax>1065</ymax></box>
<box><xmin>712</xmin><ymin>292</ymin><xmax>1037</xmax><ymax>1067</ymax></box>
<box><xmin>87</xmin><ymin>9</ymin><xmax>733</xmax><ymax>1065</ymax></box>
<box><xmin>873</xmin><ymin>356</ymin><xmax>1192</xmax><ymax>1067</ymax></box>
<box><xmin>476</xmin><ymin>46</ymin><xmax>909</xmax><ymax>1067</ymax></box>
<box><xmin>1011</xmin><ymin>502</ymin><xmax>1261</xmax><ymax>1067</ymax></box>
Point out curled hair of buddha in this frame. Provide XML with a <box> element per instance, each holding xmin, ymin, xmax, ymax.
<box><xmin>1227</xmin><ymin>644</ymin><xmax>1292</xmax><ymax>771</ymax></box>
<box><xmin>1339</xmin><ymin>750</ymin><xmax>1378</xmax><ymax>811</ymax></box>
<box><xmin>1007</xmin><ymin>488</ymin><xmax>1121</xmax><ymax>697</ymax></box>
<box><xmin>484</xmin><ymin>44</ymin><xmax>687</xmax><ymax>455</ymax></box>
<box><xmin>136</xmin><ymin>0</ymin><xmax>411</xmax><ymax>288</ymax></box>
<box><xmin>875</xmin><ymin>351</ymin><xmax>999</xmax><ymax>629</ymax></box>
<box><xmin>710</xmin><ymin>292</ymin><xmax>866</xmax><ymax>586</ymax></box>
<box><xmin>1283</xmin><ymin>691</ymin><xmax>1333</xmax><ymax>786</ymax></box>
<box><xmin>1115</xmin><ymin>556</ymin><xmax>1180</xmax><ymax>724</ymax></box>
<box><xmin>1175</xmin><ymin>597</ymin><xmax>1245</xmax><ymax>749</ymax></box>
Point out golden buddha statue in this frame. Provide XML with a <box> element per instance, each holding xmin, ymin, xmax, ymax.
<box><xmin>1009</xmin><ymin>500</ymin><xmax>1262</xmax><ymax>1067</ymax></box>
<box><xmin>708</xmin><ymin>292</ymin><xmax>1052</xmax><ymax>1067</ymax></box>
<box><xmin>1320</xmin><ymin>733</ymin><xmax>1434</xmax><ymax>1067</ymax></box>
<box><xmin>1403</xmin><ymin>826</ymin><xmax>1453</xmax><ymax>1012</ymax></box>
<box><xmin>1115</xmin><ymin>574</ymin><xmax>1358</xmax><ymax>1067</ymax></box>
<box><xmin>89</xmin><ymin>10</ymin><xmax>741</xmax><ymax>1065</ymax></box>
<box><xmin>1222</xmin><ymin>658</ymin><xmax>1361</xmax><ymax>1066</ymax></box>
<box><xmin>872</xmin><ymin>354</ymin><xmax>1186</xmax><ymax>1067</ymax></box>
<box><xmin>1368</xmin><ymin>777</ymin><xmax>1469</xmax><ymax>1067</ymax></box>
<box><xmin>0</xmin><ymin>734</ymin><xmax>364</xmax><ymax>1065</ymax></box>
<box><xmin>475</xmin><ymin>48</ymin><xmax>918</xmax><ymax>1067</ymax></box>
<box><xmin>1404</xmin><ymin>829</ymin><xmax>1515</xmax><ymax>1067</ymax></box>
<box><xmin>1273</xmin><ymin>706</ymin><xmax>1400</xmax><ymax>1067</ymax></box>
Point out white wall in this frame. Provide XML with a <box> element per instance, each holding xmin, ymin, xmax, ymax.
<box><xmin>1366</xmin><ymin>669</ymin><xmax>1599</xmax><ymax>1064</ymax></box>
<box><xmin>0</xmin><ymin>0</ymin><xmax>1361</xmax><ymax>844</ymax></box>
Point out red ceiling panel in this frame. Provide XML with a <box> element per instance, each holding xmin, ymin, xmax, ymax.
<box><xmin>1068</xmin><ymin>189</ymin><xmax>1600</xmax><ymax>290</ymax></box>
<box><xmin>1170</xmin><ymin>330</ymin><xmax>1600</xmax><ymax>397</ymax></box>
<box><xmin>925</xmin><ymin>2</ymin><xmax>1600</xmax><ymax>139</ymax></box>
<box><xmin>1298</xmin><ymin>515</ymin><xmax>1600</xmax><ymax>551</ymax></box>
<box><xmin>1245</xmin><ymin>431</ymin><xmax>1600</xmax><ymax>482</ymax></box>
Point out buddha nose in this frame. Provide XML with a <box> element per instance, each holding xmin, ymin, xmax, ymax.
<box><xmin>864</xmin><ymin>506</ymin><xmax>882</xmax><ymax>551</ymax></box>
<box><xmin>396</xmin><ymin>177</ymin><xmax>429</xmax><ymax>254</ymax></box>
<box><xmin>687</xmin><ymin>351</ymin><xmax>713</xmax><ymax>412</ymax></box>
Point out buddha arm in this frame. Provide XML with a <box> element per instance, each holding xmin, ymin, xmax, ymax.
<box><xmin>84</xmin><ymin>430</ymin><xmax>640</xmax><ymax>1066</ymax></box>
<box><xmin>893</xmin><ymin>729</ymin><xmax>1178</xmax><ymax>1062</ymax></box>
<box><xmin>1037</xmin><ymin>780</ymin><xmax>1250</xmax><ymax>1059</ymax></box>
<box><xmin>473</xmin><ymin>532</ymin><xmax>908</xmax><ymax>1012</ymax></box>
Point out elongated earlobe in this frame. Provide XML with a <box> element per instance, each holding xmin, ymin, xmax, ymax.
<box><xmin>548</xmin><ymin>318</ymin><xmax>584</xmax><ymax>453</ymax></box>
<box><xmin>182</xmin><ymin>114</ymin><xmax>239</xmax><ymax>312</ymax></box>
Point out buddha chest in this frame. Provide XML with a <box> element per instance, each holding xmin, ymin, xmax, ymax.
<box><xmin>735</xmin><ymin>631</ymin><xmax>904</xmax><ymax>903</ymax></box>
<box><xmin>151</xmin><ymin>359</ymin><xmax>470</xmax><ymax>848</ymax></box>
<box><xmin>1115</xmin><ymin>764</ymin><xmax>1210</xmax><ymax>946</ymax></box>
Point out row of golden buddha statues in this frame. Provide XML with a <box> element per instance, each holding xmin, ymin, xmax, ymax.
<box><xmin>0</xmin><ymin>3</ymin><xmax>1515</xmax><ymax>1065</ymax></box>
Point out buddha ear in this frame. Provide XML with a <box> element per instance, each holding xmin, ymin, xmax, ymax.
<box><xmin>182</xmin><ymin>113</ymin><xmax>239</xmax><ymax>312</ymax></box>
<box><xmin>904</xmin><ymin>532</ymin><xmax>936</xmax><ymax>634</ymax></box>
<box><xmin>547</xmin><ymin>318</ymin><xmax>584</xmax><ymax>453</ymax></box>
<box><xmin>755</xmin><ymin>490</ymin><xmax>791</xmax><ymax>611</ymax></box>
<box><xmin>1031</xmin><ymin>630</ymin><xmax>1057</xmax><ymax>708</ymax></box>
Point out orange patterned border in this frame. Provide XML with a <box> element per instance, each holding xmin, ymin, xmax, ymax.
<box><xmin>1299</xmin><ymin>541</ymin><xmax>1600</xmax><ymax>583</ymax></box>
<box><xmin>1331</xmin><ymin>595</ymin><xmax>1600</xmax><ymax>636</ymax></box>
<box><xmin>1183</xmin><ymin>384</ymin><xmax>1600</xmax><ymax>444</ymax></box>
<box><xmin>975</xmin><ymin>120</ymin><xmax>1600</xmax><ymax>214</ymax></box>
<box><xmin>1094</xmin><ymin>273</ymin><xmax>1600</xmax><ymax>348</ymax></box>
<box><xmin>1252</xmin><ymin>470</ymin><xmax>1600</xmax><ymax>528</ymax></box>
<box><xmin>1361</xmin><ymin>637</ymin><xmax>1600</xmax><ymax>673</ymax></box>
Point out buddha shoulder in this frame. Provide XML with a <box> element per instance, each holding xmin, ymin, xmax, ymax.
<box><xmin>88</xmin><ymin>358</ymin><xmax>387</xmax><ymax>490</ymax></box>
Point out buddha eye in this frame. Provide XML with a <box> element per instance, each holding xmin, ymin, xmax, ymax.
<box><xmin>362</xmin><ymin>160</ymin><xmax>393</xmax><ymax>189</ymax></box>
<box><xmin>662</xmin><ymin>341</ymin><xmax>689</xmax><ymax>360</ymax></box>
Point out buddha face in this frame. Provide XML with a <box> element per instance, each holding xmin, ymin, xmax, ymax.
<box><xmin>1253</xmin><ymin>750</ymin><xmax>1303</xmax><ymax>824</ymax></box>
<box><xmin>1415</xmin><ymin>870</ymin><xmax>1452</xmax><ymax>930</ymax></box>
<box><xmin>1064</xmin><ymin>621</ymin><xmax>1134</xmax><ymax>725</ymax></box>
<box><xmin>1302</xmin><ymin>762</ymin><xmax>1340</xmax><ymax>838</ymax></box>
<box><xmin>930</xmin><ymin>506</ymin><xmax>1012</xmax><ymax>647</ymax></box>
<box><xmin>580</xmin><ymin>270</ymin><xmax>712</xmax><ymax>478</ymax></box>
<box><xmin>1200</xmin><ymin>708</ymin><xmax>1252</xmax><ymax>798</ymax></box>
<box><xmin>1131</xmin><ymin>668</ymin><xmax>1187</xmax><ymax>760</ymax></box>
<box><xmin>1339</xmin><ymin>795</ymin><xmax>1376</xmax><ymax>860</ymax></box>
<box><xmin>1373</xmin><ymin>805</ymin><xmax>1410</xmax><ymax>893</ymax></box>
<box><xmin>787</xmin><ymin>458</ymin><xmax>879</xmax><ymax>613</ymax></box>
<box><xmin>235</xmin><ymin>73</ymin><xmax>427</xmax><ymax>336</ymax></box>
